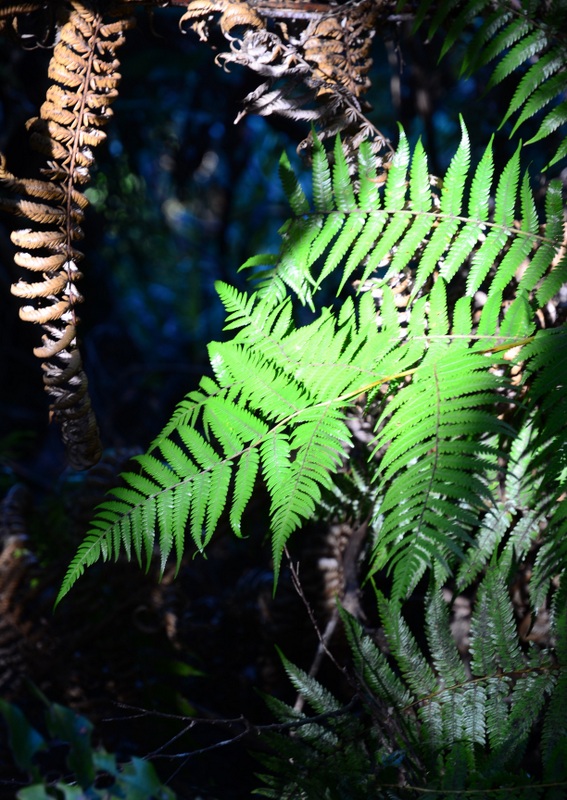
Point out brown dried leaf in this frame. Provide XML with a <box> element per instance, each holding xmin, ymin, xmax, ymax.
<box><xmin>34</xmin><ymin>323</ymin><xmax>77</xmax><ymax>358</ymax></box>
<box><xmin>19</xmin><ymin>299</ymin><xmax>71</xmax><ymax>324</ymax></box>
<box><xmin>28</xmin><ymin>132</ymin><xmax>69</xmax><ymax>161</ymax></box>
<box><xmin>10</xmin><ymin>228</ymin><xmax>67</xmax><ymax>250</ymax></box>
<box><xmin>11</xmin><ymin>274</ymin><xmax>68</xmax><ymax>299</ymax></box>
<box><xmin>47</xmin><ymin>61</ymin><xmax>84</xmax><ymax>88</ymax></box>
<box><xmin>13</xmin><ymin>252</ymin><xmax>68</xmax><ymax>271</ymax></box>
<box><xmin>220</xmin><ymin>3</ymin><xmax>263</xmax><ymax>37</ymax></box>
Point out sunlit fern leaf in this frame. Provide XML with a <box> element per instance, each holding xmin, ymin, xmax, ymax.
<box><xmin>438</xmin><ymin>136</ymin><xmax>493</xmax><ymax>283</ymax></box>
<box><xmin>246</xmin><ymin>130</ymin><xmax>564</xmax><ymax>329</ymax></box>
<box><xmin>57</xmin><ymin>285</ymin><xmax>428</xmax><ymax>603</ymax></box>
<box><xmin>312</xmin><ymin>133</ymin><xmax>333</xmax><ymax>214</ymax></box>
<box><xmin>466</xmin><ymin>141</ymin><xmax>522</xmax><ymax>295</ymax></box>
<box><xmin>332</xmin><ymin>135</ymin><xmax>356</xmax><ymax>212</ymax></box>
<box><xmin>58</xmin><ymin>122</ymin><xmax>567</xmax><ymax>609</ymax></box>
<box><xmin>356</xmin><ymin>140</ymin><xmax>381</xmax><ymax>209</ymax></box>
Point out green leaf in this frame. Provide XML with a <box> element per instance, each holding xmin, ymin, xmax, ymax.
<box><xmin>279</xmin><ymin>151</ymin><xmax>310</xmax><ymax>215</ymax></box>
<box><xmin>0</xmin><ymin>700</ymin><xmax>45</xmax><ymax>778</ymax></box>
<box><xmin>17</xmin><ymin>787</ymin><xmax>58</xmax><ymax>800</ymax></box>
<box><xmin>115</xmin><ymin>757</ymin><xmax>176</xmax><ymax>800</ymax></box>
<box><xmin>45</xmin><ymin>703</ymin><xmax>95</xmax><ymax>789</ymax></box>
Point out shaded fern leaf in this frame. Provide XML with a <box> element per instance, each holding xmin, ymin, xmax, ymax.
<box><xmin>370</xmin><ymin>340</ymin><xmax>510</xmax><ymax>600</ymax></box>
<box><xmin>403</xmin><ymin>0</ymin><xmax>567</xmax><ymax>168</ymax></box>
<box><xmin>541</xmin><ymin>601</ymin><xmax>567</xmax><ymax>791</ymax></box>
<box><xmin>513</xmin><ymin>329</ymin><xmax>567</xmax><ymax>606</ymax></box>
<box><xmin>348</xmin><ymin>575</ymin><xmax>560</xmax><ymax>793</ymax></box>
<box><xmin>262</xmin><ymin>579</ymin><xmax>565</xmax><ymax>798</ymax></box>
<box><xmin>256</xmin><ymin>646</ymin><xmax>405</xmax><ymax>800</ymax></box>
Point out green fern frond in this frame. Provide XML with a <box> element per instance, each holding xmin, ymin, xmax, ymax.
<box><xmin>340</xmin><ymin>607</ymin><xmax>415</xmax><ymax>714</ymax></box>
<box><xmin>57</xmin><ymin>285</ymin><xmax>429</xmax><ymax>603</ymax></box>
<box><xmin>541</xmin><ymin>603</ymin><xmax>567</xmax><ymax>789</ymax></box>
<box><xmin>278</xmin><ymin>649</ymin><xmax>342</xmax><ymax>716</ymax></box>
<box><xmin>471</xmin><ymin>569</ymin><xmax>525</xmax><ymax>675</ymax></box>
<box><xmin>373</xmin><ymin>575</ymin><xmax>560</xmax><ymax>786</ymax></box>
<box><xmin>60</xmin><ymin>126</ymin><xmax>566</xmax><ymax>605</ymax></box>
<box><xmin>511</xmin><ymin>329</ymin><xmax>567</xmax><ymax>605</ymax></box>
<box><xmin>262</xmin><ymin>576</ymin><xmax>566</xmax><ymax>798</ymax></box>
<box><xmin>248</xmin><ymin>127</ymin><xmax>564</xmax><ymax>322</ymax></box>
<box><xmin>369</xmin><ymin>341</ymin><xmax>510</xmax><ymax>598</ymax></box>
<box><xmin>404</xmin><ymin>0</ymin><xmax>567</xmax><ymax>167</ymax></box>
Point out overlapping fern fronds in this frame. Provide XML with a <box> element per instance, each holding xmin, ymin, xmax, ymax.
<box><xmin>405</xmin><ymin>0</ymin><xmax>567</xmax><ymax>169</ymax></box>
<box><xmin>257</xmin><ymin>576</ymin><xmax>567</xmax><ymax>798</ymax></box>
<box><xmin>251</xmin><ymin>123</ymin><xmax>565</xmax><ymax>313</ymax></box>
<box><xmin>57</xmin><ymin>127</ymin><xmax>567</xmax><ymax>605</ymax></box>
<box><xmin>57</xmin><ymin>285</ymin><xmax>421</xmax><ymax>602</ymax></box>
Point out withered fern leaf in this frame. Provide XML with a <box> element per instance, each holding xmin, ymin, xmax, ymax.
<box><xmin>179</xmin><ymin>0</ymin><xmax>392</xmax><ymax>159</ymax></box>
<box><xmin>0</xmin><ymin>1</ymin><xmax>134</xmax><ymax>469</ymax></box>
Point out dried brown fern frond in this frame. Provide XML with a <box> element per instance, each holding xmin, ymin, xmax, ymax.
<box><xmin>0</xmin><ymin>2</ymin><xmax>134</xmax><ymax>469</ymax></box>
<box><xmin>0</xmin><ymin>2</ymin><xmax>57</xmax><ymax>44</ymax></box>
<box><xmin>0</xmin><ymin>3</ymin><xmax>46</xmax><ymax>25</ymax></box>
<box><xmin>180</xmin><ymin>0</ymin><xmax>394</xmax><ymax>159</ymax></box>
<box><xmin>0</xmin><ymin>484</ymin><xmax>34</xmax><ymax>695</ymax></box>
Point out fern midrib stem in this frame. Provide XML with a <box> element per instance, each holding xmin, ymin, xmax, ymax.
<box><xmin>291</xmin><ymin>207</ymin><xmax>560</xmax><ymax>250</ymax></box>
<box><xmin>63</xmin><ymin>7</ymin><xmax>103</xmax><ymax>327</ymax></box>
<box><xmin>402</xmin><ymin>661</ymin><xmax>564</xmax><ymax>713</ymax></box>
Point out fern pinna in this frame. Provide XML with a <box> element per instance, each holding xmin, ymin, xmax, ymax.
<box><xmin>58</xmin><ymin>122</ymin><xmax>566</xmax><ymax>604</ymax></box>
<box><xmin>255</xmin><ymin>574</ymin><xmax>567</xmax><ymax>798</ymax></box>
<box><xmin>405</xmin><ymin>0</ymin><xmax>567</xmax><ymax>169</ymax></box>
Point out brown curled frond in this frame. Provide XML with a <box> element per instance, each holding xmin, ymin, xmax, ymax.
<box><xmin>0</xmin><ymin>1</ymin><xmax>135</xmax><ymax>469</ymax></box>
<box><xmin>180</xmin><ymin>0</ymin><xmax>393</xmax><ymax>160</ymax></box>
<box><xmin>0</xmin><ymin>3</ymin><xmax>47</xmax><ymax>39</ymax></box>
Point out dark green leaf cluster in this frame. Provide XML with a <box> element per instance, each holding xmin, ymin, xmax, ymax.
<box><xmin>406</xmin><ymin>0</ymin><xmax>567</xmax><ymax>169</ymax></box>
<box><xmin>52</xmin><ymin>1</ymin><xmax>567</xmax><ymax>796</ymax></box>
<box><xmin>0</xmin><ymin>696</ymin><xmax>173</xmax><ymax>799</ymax></box>
<box><xmin>255</xmin><ymin>575</ymin><xmax>567</xmax><ymax>799</ymax></box>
